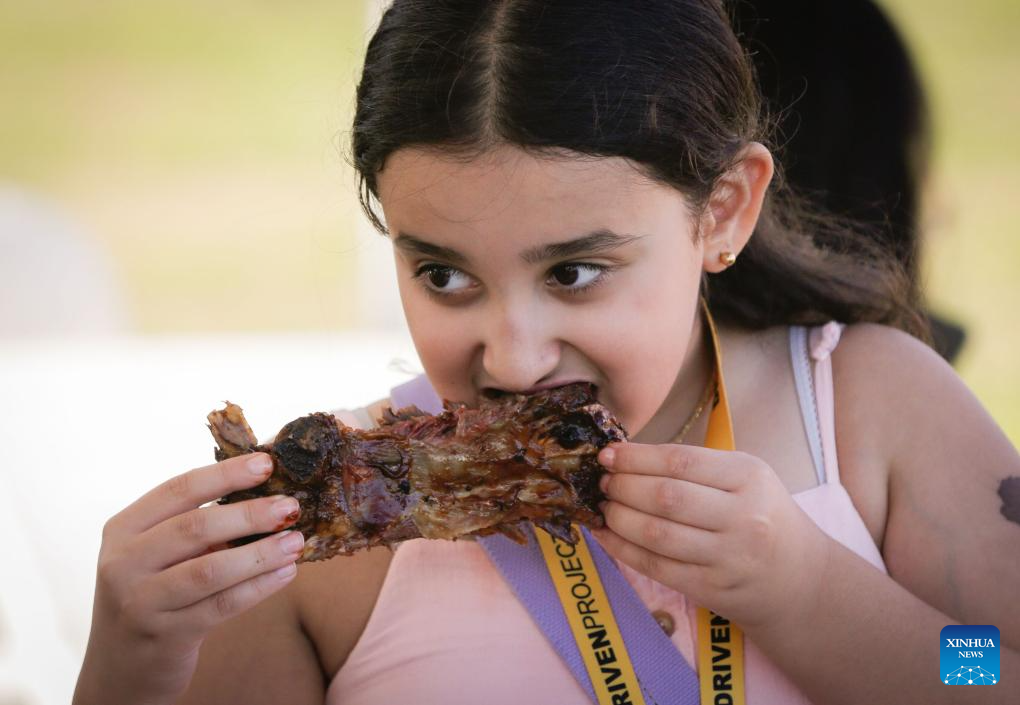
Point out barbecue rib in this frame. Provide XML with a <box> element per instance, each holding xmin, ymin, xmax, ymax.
<box><xmin>210</xmin><ymin>382</ymin><xmax>627</xmax><ymax>562</ymax></box>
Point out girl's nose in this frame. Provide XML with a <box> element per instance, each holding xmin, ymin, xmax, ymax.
<box><xmin>479</xmin><ymin>304</ymin><xmax>560</xmax><ymax>395</ymax></box>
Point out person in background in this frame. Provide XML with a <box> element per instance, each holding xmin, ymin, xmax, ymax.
<box><xmin>731</xmin><ymin>0</ymin><xmax>967</xmax><ymax>363</ymax></box>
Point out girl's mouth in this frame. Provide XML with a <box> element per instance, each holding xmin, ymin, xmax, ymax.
<box><xmin>483</xmin><ymin>380</ymin><xmax>598</xmax><ymax>400</ymax></box>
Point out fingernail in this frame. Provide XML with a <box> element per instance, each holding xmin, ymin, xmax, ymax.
<box><xmin>598</xmin><ymin>474</ymin><xmax>610</xmax><ymax>494</ymax></box>
<box><xmin>599</xmin><ymin>447</ymin><xmax>615</xmax><ymax>468</ymax></box>
<box><xmin>248</xmin><ymin>454</ymin><xmax>273</xmax><ymax>476</ymax></box>
<box><xmin>279</xmin><ymin>530</ymin><xmax>304</xmax><ymax>554</ymax></box>
<box><xmin>273</xmin><ymin>563</ymin><xmax>297</xmax><ymax>581</ymax></box>
<box><xmin>272</xmin><ymin>496</ymin><xmax>300</xmax><ymax>521</ymax></box>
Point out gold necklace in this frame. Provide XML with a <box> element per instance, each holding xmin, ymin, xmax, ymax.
<box><xmin>671</xmin><ymin>300</ymin><xmax>719</xmax><ymax>445</ymax></box>
<box><xmin>671</xmin><ymin>365</ymin><xmax>717</xmax><ymax>444</ymax></box>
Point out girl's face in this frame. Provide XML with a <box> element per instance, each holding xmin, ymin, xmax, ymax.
<box><xmin>375</xmin><ymin>145</ymin><xmax>712</xmax><ymax>440</ymax></box>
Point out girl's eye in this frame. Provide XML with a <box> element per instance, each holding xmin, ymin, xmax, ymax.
<box><xmin>411</xmin><ymin>262</ymin><xmax>613</xmax><ymax>298</ymax></box>
<box><xmin>412</xmin><ymin>264</ymin><xmax>474</xmax><ymax>296</ymax></box>
<box><xmin>548</xmin><ymin>263</ymin><xmax>606</xmax><ymax>293</ymax></box>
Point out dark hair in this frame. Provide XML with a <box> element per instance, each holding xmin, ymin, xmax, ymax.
<box><xmin>350</xmin><ymin>0</ymin><xmax>932</xmax><ymax>343</ymax></box>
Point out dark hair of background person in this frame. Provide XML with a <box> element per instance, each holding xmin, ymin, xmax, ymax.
<box><xmin>730</xmin><ymin>0</ymin><xmax>966</xmax><ymax>363</ymax></box>
<box><xmin>349</xmin><ymin>0</ymin><xmax>933</xmax><ymax>345</ymax></box>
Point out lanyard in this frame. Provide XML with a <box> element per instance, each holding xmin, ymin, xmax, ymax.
<box><xmin>534</xmin><ymin>526</ymin><xmax>648</xmax><ymax>704</ymax></box>
<box><xmin>694</xmin><ymin>296</ymin><xmax>746</xmax><ymax>704</ymax></box>
<box><xmin>534</xmin><ymin>297</ymin><xmax>745</xmax><ymax>705</ymax></box>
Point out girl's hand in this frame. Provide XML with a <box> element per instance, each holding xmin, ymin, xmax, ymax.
<box><xmin>75</xmin><ymin>453</ymin><xmax>303</xmax><ymax>705</ymax></box>
<box><xmin>592</xmin><ymin>442</ymin><xmax>831</xmax><ymax>632</ymax></box>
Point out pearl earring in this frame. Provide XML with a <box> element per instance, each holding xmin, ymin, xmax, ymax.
<box><xmin>719</xmin><ymin>251</ymin><xmax>737</xmax><ymax>267</ymax></box>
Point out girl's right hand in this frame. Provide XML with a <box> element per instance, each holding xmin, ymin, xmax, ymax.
<box><xmin>74</xmin><ymin>453</ymin><xmax>303</xmax><ymax>705</ymax></box>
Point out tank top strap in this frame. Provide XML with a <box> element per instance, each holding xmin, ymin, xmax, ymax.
<box><xmin>389</xmin><ymin>373</ymin><xmax>443</xmax><ymax>414</ymax></box>
<box><xmin>789</xmin><ymin>326</ymin><xmax>826</xmax><ymax>486</ymax></box>
<box><xmin>333</xmin><ymin>407</ymin><xmax>373</xmax><ymax>430</ymax></box>
<box><xmin>809</xmin><ymin>321</ymin><xmax>846</xmax><ymax>485</ymax></box>
<box><xmin>808</xmin><ymin>320</ymin><xmax>845</xmax><ymax>362</ymax></box>
<box><xmin>788</xmin><ymin>321</ymin><xmax>846</xmax><ymax>487</ymax></box>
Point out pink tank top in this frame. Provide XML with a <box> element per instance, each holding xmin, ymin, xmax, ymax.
<box><xmin>326</xmin><ymin>322</ymin><xmax>886</xmax><ymax>704</ymax></box>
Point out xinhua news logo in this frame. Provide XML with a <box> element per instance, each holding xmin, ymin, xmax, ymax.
<box><xmin>941</xmin><ymin>625</ymin><xmax>1000</xmax><ymax>685</ymax></box>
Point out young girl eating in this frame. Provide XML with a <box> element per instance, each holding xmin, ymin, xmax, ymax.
<box><xmin>74</xmin><ymin>1</ymin><xmax>1019</xmax><ymax>703</ymax></box>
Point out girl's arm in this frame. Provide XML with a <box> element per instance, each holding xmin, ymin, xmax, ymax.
<box><xmin>174</xmin><ymin>545</ymin><xmax>393</xmax><ymax>704</ymax></box>
<box><xmin>745</xmin><ymin>323</ymin><xmax>1020</xmax><ymax>704</ymax></box>
<box><xmin>745</xmin><ymin>535</ymin><xmax>1020</xmax><ymax>704</ymax></box>
<box><xmin>172</xmin><ymin>581</ymin><xmax>325</xmax><ymax>704</ymax></box>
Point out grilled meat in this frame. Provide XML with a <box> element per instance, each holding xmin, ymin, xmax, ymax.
<box><xmin>210</xmin><ymin>382</ymin><xmax>627</xmax><ymax>561</ymax></box>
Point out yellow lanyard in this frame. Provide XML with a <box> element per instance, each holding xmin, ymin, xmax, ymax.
<box><xmin>534</xmin><ymin>528</ymin><xmax>648</xmax><ymax>704</ymax></box>
<box><xmin>536</xmin><ymin>298</ymin><xmax>745</xmax><ymax>705</ymax></box>
<box><xmin>695</xmin><ymin>298</ymin><xmax>746</xmax><ymax>705</ymax></box>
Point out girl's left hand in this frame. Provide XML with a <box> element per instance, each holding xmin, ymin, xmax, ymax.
<box><xmin>592</xmin><ymin>441</ymin><xmax>832</xmax><ymax>633</ymax></box>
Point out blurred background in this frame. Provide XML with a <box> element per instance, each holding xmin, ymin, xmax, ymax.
<box><xmin>0</xmin><ymin>1</ymin><xmax>1017</xmax><ymax>703</ymax></box>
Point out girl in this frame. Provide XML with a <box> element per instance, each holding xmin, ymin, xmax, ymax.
<box><xmin>74</xmin><ymin>1</ymin><xmax>1019</xmax><ymax>703</ymax></box>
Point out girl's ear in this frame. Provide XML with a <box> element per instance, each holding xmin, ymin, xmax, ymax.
<box><xmin>699</xmin><ymin>142</ymin><xmax>774</xmax><ymax>273</ymax></box>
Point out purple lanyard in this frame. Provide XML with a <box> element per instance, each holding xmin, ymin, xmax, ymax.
<box><xmin>479</xmin><ymin>526</ymin><xmax>701</xmax><ymax>705</ymax></box>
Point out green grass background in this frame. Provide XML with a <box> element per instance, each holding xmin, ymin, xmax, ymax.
<box><xmin>1</xmin><ymin>1</ymin><xmax>1017</xmax><ymax>444</ymax></box>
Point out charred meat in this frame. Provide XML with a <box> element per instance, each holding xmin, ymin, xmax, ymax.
<box><xmin>210</xmin><ymin>382</ymin><xmax>627</xmax><ymax>561</ymax></box>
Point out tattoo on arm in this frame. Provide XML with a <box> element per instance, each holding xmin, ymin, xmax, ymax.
<box><xmin>999</xmin><ymin>476</ymin><xmax>1020</xmax><ymax>526</ymax></box>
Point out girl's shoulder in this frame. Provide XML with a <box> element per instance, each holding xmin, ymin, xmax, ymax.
<box><xmin>827</xmin><ymin>322</ymin><xmax>917</xmax><ymax>544</ymax></box>
<box><xmin>723</xmin><ymin>319</ymin><xmax>959</xmax><ymax>552</ymax></box>
<box><xmin>829</xmin><ymin>322</ymin><xmax>948</xmax><ymax>458</ymax></box>
<box><xmin>827</xmin><ymin>320</ymin><xmax>983</xmax><ymax>549</ymax></box>
<box><xmin>725</xmin><ymin>319</ymin><xmax>923</xmax><ymax>546</ymax></box>
<box><xmin>829</xmin><ymin>320</ymin><xmax>927</xmax><ymax>449</ymax></box>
